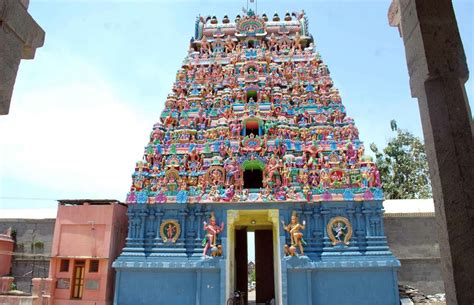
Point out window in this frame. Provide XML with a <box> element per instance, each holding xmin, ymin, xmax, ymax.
<box><xmin>246</xmin><ymin>90</ymin><xmax>258</xmax><ymax>102</ymax></box>
<box><xmin>89</xmin><ymin>260</ymin><xmax>99</xmax><ymax>273</ymax></box>
<box><xmin>245</xmin><ymin>119</ymin><xmax>261</xmax><ymax>137</ymax></box>
<box><xmin>60</xmin><ymin>259</ymin><xmax>70</xmax><ymax>272</ymax></box>
<box><xmin>246</xmin><ymin>127</ymin><xmax>259</xmax><ymax>137</ymax></box>
<box><xmin>244</xmin><ymin>169</ymin><xmax>263</xmax><ymax>189</ymax></box>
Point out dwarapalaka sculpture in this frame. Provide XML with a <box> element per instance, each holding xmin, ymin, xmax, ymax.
<box><xmin>202</xmin><ymin>212</ymin><xmax>224</xmax><ymax>257</ymax></box>
<box><xmin>282</xmin><ymin>211</ymin><xmax>306</xmax><ymax>256</ymax></box>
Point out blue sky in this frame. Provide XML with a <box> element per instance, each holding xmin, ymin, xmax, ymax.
<box><xmin>0</xmin><ymin>0</ymin><xmax>472</xmax><ymax>212</ymax></box>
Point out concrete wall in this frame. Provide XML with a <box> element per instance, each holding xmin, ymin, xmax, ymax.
<box><xmin>384</xmin><ymin>214</ymin><xmax>444</xmax><ymax>294</ymax></box>
<box><xmin>0</xmin><ymin>218</ymin><xmax>55</xmax><ymax>292</ymax></box>
<box><xmin>0</xmin><ymin>219</ymin><xmax>55</xmax><ymax>256</ymax></box>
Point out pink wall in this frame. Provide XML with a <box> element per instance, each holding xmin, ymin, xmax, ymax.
<box><xmin>0</xmin><ymin>234</ymin><xmax>14</xmax><ymax>276</ymax></box>
<box><xmin>51</xmin><ymin>204</ymin><xmax>125</xmax><ymax>258</ymax></box>
<box><xmin>49</xmin><ymin>202</ymin><xmax>127</xmax><ymax>305</ymax></box>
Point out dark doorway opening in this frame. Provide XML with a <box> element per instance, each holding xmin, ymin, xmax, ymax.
<box><xmin>255</xmin><ymin>230</ymin><xmax>275</xmax><ymax>304</ymax></box>
<box><xmin>247</xmin><ymin>90</ymin><xmax>258</xmax><ymax>102</ymax></box>
<box><xmin>245</xmin><ymin>127</ymin><xmax>259</xmax><ymax>137</ymax></box>
<box><xmin>235</xmin><ymin>228</ymin><xmax>275</xmax><ymax>305</ymax></box>
<box><xmin>244</xmin><ymin>169</ymin><xmax>263</xmax><ymax>189</ymax></box>
<box><xmin>244</xmin><ymin>119</ymin><xmax>261</xmax><ymax>136</ymax></box>
<box><xmin>248</xmin><ymin>231</ymin><xmax>256</xmax><ymax>304</ymax></box>
<box><xmin>248</xmin><ymin>40</ymin><xmax>255</xmax><ymax>48</ymax></box>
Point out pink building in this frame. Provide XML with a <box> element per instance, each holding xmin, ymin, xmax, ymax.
<box><xmin>49</xmin><ymin>200</ymin><xmax>127</xmax><ymax>305</ymax></box>
<box><xmin>0</xmin><ymin>228</ymin><xmax>14</xmax><ymax>276</ymax></box>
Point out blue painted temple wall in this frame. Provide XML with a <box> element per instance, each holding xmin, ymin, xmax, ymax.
<box><xmin>113</xmin><ymin>201</ymin><xmax>400</xmax><ymax>305</ymax></box>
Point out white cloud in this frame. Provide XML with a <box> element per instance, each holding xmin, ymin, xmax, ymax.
<box><xmin>0</xmin><ymin>54</ymin><xmax>153</xmax><ymax>201</ymax></box>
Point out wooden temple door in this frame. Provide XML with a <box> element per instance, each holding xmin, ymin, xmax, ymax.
<box><xmin>255</xmin><ymin>230</ymin><xmax>275</xmax><ymax>304</ymax></box>
<box><xmin>235</xmin><ymin>228</ymin><xmax>248</xmax><ymax>305</ymax></box>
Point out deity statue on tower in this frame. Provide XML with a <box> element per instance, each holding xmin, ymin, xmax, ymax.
<box><xmin>202</xmin><ymin>212</ymin><xmax>224</xmax><ymax>257</ymax></box>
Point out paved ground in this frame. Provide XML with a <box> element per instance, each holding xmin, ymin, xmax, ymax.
<box><xmin>247</xmin><ymin>290</ymin><xmax>272</xmax><ymax>305</ymax></box>
<box><xmin>248</xmin><ymin>289</ymin><xmax>256</xmax><ymax>302</ymax></box>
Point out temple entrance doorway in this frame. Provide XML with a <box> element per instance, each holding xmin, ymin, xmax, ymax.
<box><xmin>246</xmin><ymin>90</ymin><xmax>257</xmax><ymax>102</ymax></box>
<box><xmin>244</xmin><ymin>119</ymin><xmax>260</xmax><ymax>136</ymax></box>
<box><xmin>234</xmin><ymin>228</ymin><xmax>275</xmax><ymax>305</ymax></box>
<box><xmin>227</xmin><ymin>210</ymin><xmax>281</xmax><ymax>305</ymax></box>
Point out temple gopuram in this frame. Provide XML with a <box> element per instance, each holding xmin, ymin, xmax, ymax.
<box><xmin>113</xmin><ymin>10</ymin><xmax>400</xmax><ymax>305</ymax></box>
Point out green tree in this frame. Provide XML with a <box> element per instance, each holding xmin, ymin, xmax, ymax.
<box><xmin>370</xmin><ymin>121</ymin><xmax>432</xmax><ymax>199</ymax></box>
<box><xmin>248</xmin><ymin>268</ymin><xmax>256</xmax><ymax>283</ymax></box>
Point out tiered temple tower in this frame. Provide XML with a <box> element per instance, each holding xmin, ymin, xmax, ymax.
<box><xmin>113</xmin><ymin>10</ymin><xmax>400</xmax><ymax>305</ymax></box>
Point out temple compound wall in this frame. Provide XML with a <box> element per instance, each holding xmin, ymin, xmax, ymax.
<box><xmin>383</xmin><ymin>199</ymin><xmax>444</xmax><ymax>295</ymax></box>
<box><xmin>385</xmin><ymin>216</ymin><xmax>443</xmax><ymax>294</ymax></box>
<box><xmin>0</xmin><ymin>218</ymin><xmax>54</xmax><ymax>292</ymax></box>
